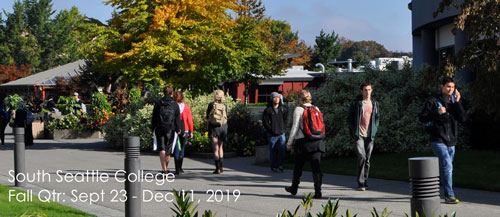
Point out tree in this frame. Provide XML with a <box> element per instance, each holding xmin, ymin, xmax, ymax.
<box><xmin>311</xmin><ymin>29</ymin><xmax>342</xmax><ymax>66</ymax></box>
<box><xmin>0</xmin><ymin>63</ymin><xmax>32</xmax><ymax>84</ymax></box>
<box><xmin>238</xmin><ymin>0</ymin><xmax>265</xmax><ymax>21</ymax></box>
<box><xmin>84</xmin><ymin>0</ymin><xmax>283</xmax><ymax>94</ymax></box>
<box><xmin>0</xmin><ymin>0</ymin><xmax>85</xmax><ymax>75</ymax></box>
<box><xmin>40</xmin><ymin>7</ymin><xmax>85</xmax><ymax>70</ymax></box>
<box><xmin>0</xmin><ymin>14</ymin><xmax>12</xmax><ymax>66</ymax></box>
<box><xmin>435</xmin><ymin>0</ymin><xmax>500</xmax><ymax>119</ymax></box>
<box><xmin>339</xmin><ymin>40</ymin><xmax>391</xmax><ymax>63</ymax></box>
<box><xmin>4</xmin><ymin>1</ymin><xmax>41</xmax><ymax>70</ymax></box>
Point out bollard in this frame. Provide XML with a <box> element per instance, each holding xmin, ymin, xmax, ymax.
<box><xmin>125</xmin><ymin>136</ymin><xmax>141</xmax><ymax>217</ymax></box>
<box><xmin>409</xmin><ymin>157</ymin><xmax>441</xmax><ymax>217</ymax></box>
<box><xmin>14</xmin><ymin>127</ymin><xmax>26</xmax><ymax>187</ymax></box>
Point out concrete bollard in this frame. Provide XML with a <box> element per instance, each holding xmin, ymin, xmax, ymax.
<box><xmin>125</xmin><ymin>137</ymin><xmax>141</xmax><ymax>217</ymax></box>
<box><xmin>409</xmin><ymin>157</ymin><xmax>441</xmax><ymax>217</ymax></box>
<box><xmin>14</xmin><ymin>127</ymin><xmax>26</xmax><ymax>187</ymax></box>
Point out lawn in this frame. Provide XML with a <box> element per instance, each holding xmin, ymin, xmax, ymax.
<box><xmin>279</xmin><ymin>150</ymin><xmax>500</xmax><ymax>192</ymax></box>
<box><xmin>0</xmin><ymin>184</ymin><xmax>95</xmax><ymax>217</ymax></box>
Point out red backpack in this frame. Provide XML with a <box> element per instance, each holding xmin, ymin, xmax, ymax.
<box><xmin>301</xmin><ymin>105</ymin><xmax>326</xmax><ymax>140</ymax></box>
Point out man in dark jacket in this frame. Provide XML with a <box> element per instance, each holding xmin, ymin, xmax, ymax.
<box><xmin>0</xmin><ymin>101</ymin><xmax>10</xmax><ymax>146</ymax></box>
<box><xmin>419</xmin><ymin>77</ymin><xmax>465</xmax><ymax>204</ymax></box>
<box><xmin>262</xmin><ymin>92</ymin><xmax>288</xmax><ymax>172</ymax></box>
<box><xmin>347</xmin><ymin>82</ymin><xmax>380</xmax><ymax>191</ymax></box>
<box><xmin>152</xmin><ymin>86</ymin><xmax>184</xmax><ymax>175</ymax></box>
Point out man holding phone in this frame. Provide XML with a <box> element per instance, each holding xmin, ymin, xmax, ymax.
<box><xmin>419</xmin><ymin>77</ymin><xmax>465</xmax><ymax>204</ymax></box>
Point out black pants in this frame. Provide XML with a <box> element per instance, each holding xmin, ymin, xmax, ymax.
<box><xmin>25</xmin><ymin>124</ymin><xmax>33</xmax><ymax>146</ymax></box>
<box><xmin>0</xmin><ymin>122</ymin><xmax>7</xmax><ymax>145</ymax></box>
<box><xmin>291</xmin><ymin>139</ymin><xmax>323</xmax><ymax>192</ymax></box>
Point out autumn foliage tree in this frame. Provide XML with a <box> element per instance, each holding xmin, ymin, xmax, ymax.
<box><xmin>0</xmin><ymin>64</ymin><xmax>32</xmax><ymax>84</ymax></box>
<box><xmin>83</xmin><ymin>0</ymin><xmax>284</xmax><ymax>93</ymax></box>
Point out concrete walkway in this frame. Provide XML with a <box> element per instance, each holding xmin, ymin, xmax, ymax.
<box><xmin>0</xmin><ymin>132</ymin><xmax>499</xmax><ymax>216</ymax></box>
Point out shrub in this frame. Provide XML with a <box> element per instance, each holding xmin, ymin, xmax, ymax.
<box><xmin>143</xmin><ymin>83</ymin><xmax>163</xmax><ymax>105</ymax></box>
<box><xmin>311</xmin><ymin>67</ymin><xmax>471</xmax><ymax>156</ymax></box>
<box><xmin>83</xmin><ymin>92</ymin><xmax>113</xmax><ymax>131</ymax></box>
<box><xmin>126</xmin><ymin>87</ymin><xmax>144</xmax><ymax>114</ymax></box>
<box><xmin>184</xmin><ymin>92</ymin><xmax>239</xmax><ymax>134</ymax></box>
<box><xmin>46</xmin><ymin>114</ymin><xmax>81</xmax><ymax>130</ymax></box>
<box><xmin>187</xmin><ymin>131</ymin><xmax>211</xmax><ymax>153</ymax></box>
<box><xmin>102</xmin><ymin>104</ymin><xmax>153</xmax><ymax>150</ymax></box>
<box><xmin>4</xmin><ymin>94</ymin><xmax>23</xmax><ymax>111</ymax></box>
<box><xmin>226</xmin><ymin>104</ymin><xmax>267</xmax><ymax>156</ymax></box>
<box><xmin>56</xmin><ymin>96</ymin><xmax>81</xmax><ymax>115</ymax></box>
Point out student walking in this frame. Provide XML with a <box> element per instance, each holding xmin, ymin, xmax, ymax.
<box><xmin>206</xmin><ymin>90</ymin><xmax>228</xmax><ymax>174</ymax></box>
<box><xmin>285</xmin><ymin>89</ymin><xmax>325</xmax><ymax>199</ymax></box>
<box><xmin>14</xmin><ymin>101</ymin><xmax>34</xmax><ymax>146</ymax></box>
<box><xmin>262</xmin><ymin>92</ymin><xmax>288</xmax><ymax>172</ymax></box>
<box><xmin>0</xmin><ymin>101</ymin><xmax>10</xmax><ymax>145</ymax></box>
<box><xmin>419</xmin><ymin>77</ymin><xmax>465</xmax><ymax>204</ymax></box>
<box><xmin>152</xmin><ymin>86</ymin><xmax>184</xmax><ymax>174</ymax></box>
<box><xmin>347</xmin><ymin>82</ymin><xmax>380</xmax><ymax>191</ymax></box>
<box><xmin>173</xmin><ymin>91</ymin><xmax>194</xmax><ymax>175</ymax></box>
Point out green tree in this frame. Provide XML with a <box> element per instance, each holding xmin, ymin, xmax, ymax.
<box><xmin>0</xmin><ymin>0</ymin><xmax>84</xmax><ymax>74</ymax></box>
<box><xmin>4</xmin><ymin>1</ymin><xmax>41</xmax><ymax>70</ymax></box>
<box><xmin>0</xmin><ymin>14</ymin><xmax>13</xmax><ymax>65</ymax></box>
<box><xmin>311</xmin><ymin>29</ymin><xmax>342</xmax><ymax>66</ymax></box>
<box><xmin>40</xmin><ymin>7</ymin><xmax>85</xmax><ymax>70</ymax></box>
<box><xmin>435</xmin><ymin>0</ymin><xmax>500</xmax><ymax>119</ymax></box>
<box><xmin>340</xmin><ymin>40</ymin><xmax>391</xmax><ymax>63</ymax></box>
<box><xmin>238</xmin><ymin>0</ymin><xmax>265</xmax><ymax>21</ymax></box>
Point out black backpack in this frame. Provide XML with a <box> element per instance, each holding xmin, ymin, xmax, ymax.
<box><xmin>158</xmin><ymin>101</ymin><xmax>176</xmax><ymax>132</ymax></box>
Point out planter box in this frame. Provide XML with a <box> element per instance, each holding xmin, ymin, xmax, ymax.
<box><xmin>31</xmin><ymin>121</ymin><xmax>45</xmax><ymax>139</ymax></box>
<box><xmin>51</xmin><ymin>129</ymin><xmax>103</xmax><ymax>140</ymax></box>
<box><xmin>255</xmin><ymin>145</ymin><xmax>269</xmax><ymax>164</ymax></box>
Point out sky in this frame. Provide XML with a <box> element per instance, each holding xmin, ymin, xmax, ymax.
<box><xmin>0</xmin><ymin>0</ymin><xmax>412</xmax><ymax>52</ymax></box>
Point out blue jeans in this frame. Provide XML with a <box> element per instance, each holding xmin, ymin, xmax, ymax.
<box><xmin>269</xmin><ymin>133</ymin><xmax>286</xmax><ymax>169</ymax></box>
<box><xmin>431</xmin><ymin>142</ymin><xmax>455</xmax><ymax>197</ymax></box>
<box><xmin>174</xmin><ymin>132</ymin><xmax>190</xmax><ymax>160</ymax></box>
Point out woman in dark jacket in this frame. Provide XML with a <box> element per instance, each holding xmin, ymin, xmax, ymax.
<box><xmin>15</xmin><ymin>102</ymin><xmax>33</xmax><ymax>146</ymax></box>
<box><xmin>0</xmin><ymin>101</ymin><xmax>10</xmax><ymax>145</ymax></box>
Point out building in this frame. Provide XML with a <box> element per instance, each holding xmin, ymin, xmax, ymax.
<box><xmin>0</xmin><ymin>60</ymin><xmax>85</xmax><ymax>100</ymax></box>
<box><xmin>409</xmin><ymin>0</ymin><xmax>470</xmax><ymax>81</ymax></box>
<box><xmin>369</xmin><ymin>57</ymin><xmax>413</xmax><ymax>71</ymax></box>
<box><xmin>227</xmin><ymin>66</ymin><xmax>324</xmax><ymax>103</ymax></box>
<box><xmin>330</xmin><ymin>57</ymin><xmax>412</xmax><ymax>73</ymax></box>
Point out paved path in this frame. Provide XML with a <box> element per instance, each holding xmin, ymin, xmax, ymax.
<box><xmin>0</xmin><ymin>132</ymin><xmax>499</xmax><ymax>216</ymax></box>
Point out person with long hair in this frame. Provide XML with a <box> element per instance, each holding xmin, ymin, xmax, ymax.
<box><xmin>285</xmin><ymin>89</ymin><xmax>325</xmax><ymax>199</ymax></box>
<box><xmin>173</xmin><ymin>91</ymin><xmax>194</xmax><ymax>175</ymax></box>
<box><xmin>206</xmin><ymin>90</ymin><xmax>228</xmax><ymax>174</ymax></box>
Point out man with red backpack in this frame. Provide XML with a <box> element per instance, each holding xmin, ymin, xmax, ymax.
<box><xmin>285</xmin><ymin>89</ymin><xmax>325</xmax><ymax>199</ymax></box>
<box><xmin>347</xmin><ymin>82</ymin><xmax>380</xmax><ymax>191</ymax></box>
<box><xmin>152</xmin><ymin>86</ymin><xmax>184</xmax><ymax>175</ymax></box>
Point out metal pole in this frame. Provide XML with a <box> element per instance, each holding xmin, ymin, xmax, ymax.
<box><xmin>14</xmin><ymin>127</ymin><xmax>26</xmax><ymax>187</ymax></box>
<box><xmin>409</xmin><ymin>157</ymin><xmax>441</xmax><ymax>217</ymax></box>
<box><xmin>125</xmin><ymin>136</ymin><xmax>141</xmax><ymax>217</ymax></box>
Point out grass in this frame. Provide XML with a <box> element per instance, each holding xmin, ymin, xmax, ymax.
<box><xmin>277</xmin><ymin>150</ymin><xmax>500</xmax><ymax>192</ymax></box>
<box><xmin>0</xmin><ymin>184</ymin><xmax>95</xmax><ymax>217</ymax></box>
